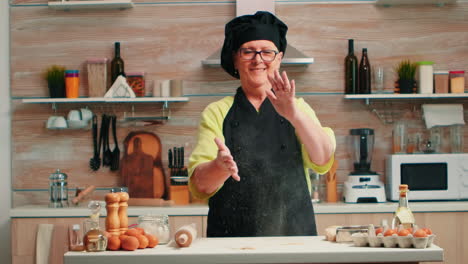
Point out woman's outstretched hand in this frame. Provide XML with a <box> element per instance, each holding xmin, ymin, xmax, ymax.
<box><xmin>266</xmin><ymin>70</ymin><xmax>298</xmax><ymax>121</ymax></box>
<box><xmin>214</xmin><ymin>137</ymin><xmax>240</xmax><ymax>181</ymax></box>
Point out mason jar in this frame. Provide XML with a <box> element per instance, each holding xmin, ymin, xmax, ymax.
<box><xmin>137</xmin><ymin>214</ymin><xmax>170</xmax><ymax>244</ymax></box>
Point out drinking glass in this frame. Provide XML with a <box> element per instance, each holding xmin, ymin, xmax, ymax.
<box><xmin>393</xmin><ymin>121</ymin><xmax>407</xmax><ymax>154</ymax></box>
<box><xmin>373</xmin><ymin>66</ymin><xmax>384</xmax><ymax>94</ymax></box>
<box><xmin>450</xmin><ymin>125</ymin><xmax>464</xmax><ymax>153</ymax></box>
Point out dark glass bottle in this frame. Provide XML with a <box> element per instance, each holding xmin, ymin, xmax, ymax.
<box><xmin>359</xmin><ymin>48</ymin><xmax>371</xmax><ymax>94</ymax></box>
<box><xmin>344</xmin><ymin>39</ymin><xmax>358</xmax><ymax>94</ymax></box>
<box><xmin>110</xmin><ymin>42</ymin><xmax>125</xmax><ymax>86</ymax></box>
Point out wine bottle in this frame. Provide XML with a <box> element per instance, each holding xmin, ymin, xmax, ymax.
<box><xmin>110</xmin><ymin>42</ymin><xmax>125</xmax><ymax>86</ymax></box>
<box><xmin>391</xmin><ymin>184</ymin><xmax>415</xmax><ymax>229</ymax></box>
<box><xmin>344</xmin><ymin>39</ymin><xmax>358</xmax><ymax>94</ymax></box>
<box><xmin>358</xmin><ymin>48</ymin><xmax>371</xmax><ymax>94</ymax></box>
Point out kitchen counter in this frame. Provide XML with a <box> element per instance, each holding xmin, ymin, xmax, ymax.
<box><xmin>10</xmin><ymin>201</ymin><xmax>468</xmax><ymax>218</ymax></box>
<box><xmin>64</xmin><ymin>236</ymin><xmax>443</xmax><ymax>264</ymax></box>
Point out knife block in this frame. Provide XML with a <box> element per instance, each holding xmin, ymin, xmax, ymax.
<box><xmin>169</xmin><ymin>185</ymin><xmax>190</xmax><ymax>205</ymax></box>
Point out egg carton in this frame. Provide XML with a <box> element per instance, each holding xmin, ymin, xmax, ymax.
<box><xmin>351</xmin><ymin>233</ymin><xmax>436</xmax><ymax>249</ymax></box>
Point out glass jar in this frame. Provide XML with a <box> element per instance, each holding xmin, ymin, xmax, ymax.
<box><xmin>83</xmin><ymin>219</ymin><xmax>107</xmax><ymax>252</ymax></box>
<box><xmin>49</xmin><ymin>169</ymin><xmax>68</xmax><ymax>208</ymax></box>
<box><xmin>417</xmin><ymin>61</ymin><xmax>434</xmax><ymax>94</ymax></box>
<box><xmin>433</xmin><ymin>70</ymin><xmax>449</xmax><ymax>94</ymax></box>
<box><xmin>86</xmin><ymin>58</ymin><xmax>108</xmax><ymax>97</ymax></box>
<box><xmin>449</xmin><ymin>70</ymin><xmax>465</xmax><ymax>93</ymax></box>
<box><xmin>138</xmin><ymin>214</ymin><xmax>170</xmax><ymax>244</ymax></box>
<box><xmin>126</xmin><ymin>72</ymin><xmax>145</xmax><ymax>97</ymax></box>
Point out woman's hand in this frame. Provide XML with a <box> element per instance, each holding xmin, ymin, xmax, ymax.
<box><xmin>266</xmin><ymin>70</ymin><xmax>298</xmax><ymax>121</ymax></box>
<box><xmin>214</xmin><ymin>138</ymin><xmax>240</xmax><ymax>181</ymax></box>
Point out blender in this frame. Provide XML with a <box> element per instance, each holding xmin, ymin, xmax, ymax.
<box><xmin>343</xmin><ymin>128</ymin><xmax>386</xmax><ymax>203</ymax></box>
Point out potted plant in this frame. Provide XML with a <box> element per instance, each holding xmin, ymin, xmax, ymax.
<box><xmin>395</xmin><ymin>60</ymin><xmax>417</xmax><ymax>94</ymax></box>
<box><xmin>44</xmin><ymin>65</ymin><xmax>66</xmax><ymax>98</ymax></box>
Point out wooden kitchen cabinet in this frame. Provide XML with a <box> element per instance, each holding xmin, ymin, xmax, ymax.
<box><xmin>11</xmin><ymin>216</ymin><xmax>205</xmax><ymax>264</ymax></box>
<box><xmin>11</xmin><ymin>211</ymin><xmax>467</xmax><ymax>264</ymax></box>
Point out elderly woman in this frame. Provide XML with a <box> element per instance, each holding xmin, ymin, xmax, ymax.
<box><xmin>188</xmin><ymin>11</ymin><xmax>336</xmax><ymax>237</ymax></box>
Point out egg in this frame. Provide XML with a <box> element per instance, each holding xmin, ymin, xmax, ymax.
<box><xmin>414</xmin><ymin>229</ymin><xmax>428</xmax><ymax>238</ymax></box>
<box><xmin>107</xmin><ymin>236</ymin><xmax>121</xmax><ymax>251</ymax></box>
<box><xmin>397</xmin><ymin>229</ymin><xmax>411</xmax><ymax>236</ymax></box>
<box><xmin>375</xmin><ymin>227</ymin><xmax>384</xmax><ymax>236</ymax></box>
<box><xmin>421</xmin><ymin>227</ymin><xmax>433</xmax><ymax>235</ymax></box>
<box><xmin>125</xmin><ymin>228</ymin><xmax>140</xmax><ymax>237</ymax></box>
<box><xmin>384</xmin><ymin>229</ymin><xmax>397</xmax><ymax>237</ymax></box>
<box><xmin>121</xmin><ymin>236</ymin><xmax>139</xmax><ymax>251</ymax></box>
<box><xmin>135</xmin><ymin>234</ymin><xmax>149</xmax><ymax>249</ymax></box>
<box><xmin>135</xmin><ymin>227</ymin><xmax>146</xmax><ymax>235</ymax></box>
<box><xmin>145</xmin><ymin>234</ymin><xmax>159</xmax><ymax>248</ymax></box>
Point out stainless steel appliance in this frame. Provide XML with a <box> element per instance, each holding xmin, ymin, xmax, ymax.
<box><xmin>386</xmin><ymin>153</ymin><xmax>468</xmax><ymax>201</ymax></box>
<box><xmin>343</xmin><ymin>128</ymin><xmax>386</xmax><ymax>203</ymax></box>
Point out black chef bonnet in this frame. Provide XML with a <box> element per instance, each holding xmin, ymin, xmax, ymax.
<box><xmin>221</xmin><ymin>11</ymin><xmax>288</xmax><ymax>79</ymax></box>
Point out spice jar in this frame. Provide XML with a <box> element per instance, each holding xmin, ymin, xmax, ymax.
<box><xmin>86</xmin><ymin>58</ymin><xmax>107</xmax><ymax>97</ymax></box>
<box><xmin>449</xmin><ymin>70</ymin><xmax>465</xmax><ymax>93</ymax></box>
<box><xmin>137</xmin><ymin>214</ymin><xmax>170</xmax><ymax>244</ymax></box>
<box><xmin>433</xmin><ymin>71</ymin><xmax>449</xmax><ymax>94</ymax></box>
<box><xmin>417</xmin><ymin>61</ymin><xmax>434</xmax><ymax>94</ymax></box>
<box><xmin>126</xmin><ymin>72</ymin><xmax>145</xmax><ymax>97</ymax></box>
<box><xmin>65</xmin><ymin>70</ymin><xmax>80</xmax><ymax>98</ymax></box>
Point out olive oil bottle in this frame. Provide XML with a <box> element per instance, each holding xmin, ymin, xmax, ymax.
<box><xmin>392</xmin><ymin>184</ymin><xmax>415</xmax><ymax>229</ymax></box>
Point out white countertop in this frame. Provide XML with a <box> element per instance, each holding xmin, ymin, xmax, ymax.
<box><xmin>64</xmin><ymin>236</ymin><xmax>443</xmax><ymax>264</ymax></box>
<box><xmin>10</xmin><ymin>201</ymin><xmax>468</xmax><ymax>218</ymax></box>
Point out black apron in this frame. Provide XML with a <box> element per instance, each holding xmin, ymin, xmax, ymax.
<box><xmin>207</xmin><ymin>88</ymin><xmax>317</xmax><ymax>237</ymax></box>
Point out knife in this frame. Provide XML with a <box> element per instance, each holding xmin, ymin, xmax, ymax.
<box><xmin>168</xmin><ymin>149</ymin><xmax>173</xmax><ymax>176</ymax></box>
<box><xmin>173</xmin><ymin>147</ymin><xmax>178</xmax><ymax>176</ymax></box>
<box><xmin>181</xmin><ymin>147</ymin><xmax>186</xmax><ymax>176</ymax></box>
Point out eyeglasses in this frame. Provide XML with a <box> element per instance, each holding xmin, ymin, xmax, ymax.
<box><xmin>238</xmin><ymin>48</ymin><xmax>279</xmax><ymax>62</ymax></box>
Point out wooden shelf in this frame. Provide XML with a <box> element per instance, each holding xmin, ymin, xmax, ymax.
<box><xmin>21</xmin><ymin>97</ymin><xmax>189</xmax><ymax>104</ymax></box>
<box><xmin>375</xmin><ymin>0</ymin><xmax>456</xmax><ymax>6</ymax></box>
<box><xmin>345</xmin><ymin>93</ymin><xmax>468</xmax><ymax>100</ymax></box>
<box><xmin>48</xmin><ymin>0</ymin><xmax>134</xmax><ymax>11</ymax></box>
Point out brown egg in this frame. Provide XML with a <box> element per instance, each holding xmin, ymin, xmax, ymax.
<box><xmin>145</xmin><ymin>234</ymin><xmax>159</xmax><ymax>248</ymax></box>
<box><xmin>135</xmin><ymin>227</ymin><xmax>146</xmax><ymax>235</ymax></box>
<box><xmin>135</xmin><ymin>234</ymin><xmax>149</xmax><ymax>249</ymax></box>
<box><xmin>125</xmin><ymin>229</ymin><xmax>140</xmax><ymax>237</ymax></box>
<box><xmin>121</xmin><ymin>236</ymin><xmax>139</xmax><ymax>251</ymax></box>
<box><xmin>107</xmin><ymin>236</ymin><xmax>121</xmax><ymax>251</ymax></box>
<box><xmin>414</xmin><ymin>229</ymin><xmax>428</xmax><ymax>238</ymax></box>
<box><xmin>119</xmin><ymin>234</ymin><xmax>129</xmax><ymax>241</ymax></box>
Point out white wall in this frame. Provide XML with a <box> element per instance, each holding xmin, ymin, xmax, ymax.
<box><xmin>1</xmin><ymin>0</ymin><xmax>11</xmax><ymax>263</ymax></box>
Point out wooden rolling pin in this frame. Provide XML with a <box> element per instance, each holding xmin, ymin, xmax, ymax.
<box><xmin>326</xmin><ymin>157</ymin><xmax>339</xmax><ymax>203</ymax></box>
<box><xmin>71</xmin><ymin>185</ymin><xmax>96</xmax><ymax>205</ymax></box>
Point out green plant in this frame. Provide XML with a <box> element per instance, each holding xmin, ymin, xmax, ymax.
<box><xmin>44</xmin><ymin>65</ymin><xmax>66</xmax><ymax>98</ymax></box>
<box><xmin>395</xmin><ymin>60</ymin><xmax>417</xmax><ymax>80</ymax></box>
<box><xmin>44</xmin><ymin>65</ymin><xmax>66</xmax><ymax>84</ymax></box>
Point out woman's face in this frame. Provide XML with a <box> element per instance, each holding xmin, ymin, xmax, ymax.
<box><xmin>234</xmin><ymin>40</ymin><xmax>283</xmax><ymax>89</ymax></box>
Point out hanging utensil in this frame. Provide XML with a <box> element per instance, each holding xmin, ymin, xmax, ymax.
<box><xmin>102</xmin><ymin>115</ymin><xmax>113</xmax><ymax>167</ymax></box>
<box><xmin>168</xmin><ymin>148</ymin><xmax>173</xmax><ymax>176</ymax></box>
<box><xmin>110</xmin><ymin>115</ymin><xmax>120</xmax><ymax>171</ymax></box>
<box><xmin>89</xmin><ymin>115</ymin><xmax>100</xmax><ymax>171</ymax></box>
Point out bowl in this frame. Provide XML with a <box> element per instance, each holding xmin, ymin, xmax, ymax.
<box><xmin>336</xmin><ymin>226</ymin><xmax>369</xmax><ymax>243</ymax></box>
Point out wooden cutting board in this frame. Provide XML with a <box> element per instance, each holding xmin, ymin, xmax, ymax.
<box><xmin>120</xmin><ymin>131</ymin><xmax>167</xmax><ymax>199</ymax></box>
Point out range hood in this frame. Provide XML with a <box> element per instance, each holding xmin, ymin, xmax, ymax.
<box><xmin>202</xmin><ymin>0</ymin><xmax>314</xmax><ymax>67</ymax></box>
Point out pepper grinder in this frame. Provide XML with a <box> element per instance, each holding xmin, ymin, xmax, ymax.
<box><xmin>117</xmin><ymin>187</ymin><xmax>129</xmax><ymax>235</ymax></box>
<box><xmin>105</xmin><ymin>191</ymin><xmax>120</xmax><ymax>236</ymax></box>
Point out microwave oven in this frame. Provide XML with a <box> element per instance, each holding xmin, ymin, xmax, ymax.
<box><xmin>386</xmin><ymin>153</ymin><xmax>468</xmax><ymax>201</ymax></box>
